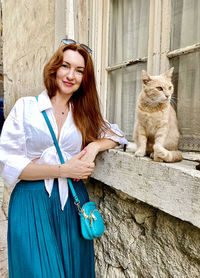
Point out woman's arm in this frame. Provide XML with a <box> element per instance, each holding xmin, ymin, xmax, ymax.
<box><xmin>20</xmin><ymin>139</ymin><xmax>116</xmax><ymax>180</ymax></box>
<box><xmin>19</xmin><ymin>149</ymin><xmax>95</xmax><ymax>180</ymax></box>
<box><xmin>80</xmin><ymin>139</ymin><xmax>118</xmax><ymax>163</ymax></box>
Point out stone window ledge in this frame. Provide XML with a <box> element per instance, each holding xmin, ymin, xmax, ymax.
<box><xmin>91</xmin><ymin>147</ymin><xmax>200</xmax><ymax>229</ymax></box>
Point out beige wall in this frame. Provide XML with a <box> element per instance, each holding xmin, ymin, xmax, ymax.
<box><xmin>0</xmin><ymin>1</ymin><xmax>3</xmax><ymax>98</ymax></box>
<box><xmin>2</xmin><ymin>0</ymin><xmax>55</xmax><ymax>116</ymax></box>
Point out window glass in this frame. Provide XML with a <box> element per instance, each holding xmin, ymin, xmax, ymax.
<box><xmin>109</xmin><ymin>0</ymin><xmax>150</xmax><ymax>65</ymax></box>
<box><xmin>171</xmin><ymin>52</ymin><xmax>200</xmax><ymax>151</ymax></box>
<box><xmin>171</xmin><ymin>0</ymin><xmax>200</xmax><ymax>50</ymax></box>
<box><xmin>107</xmin><ymin>0</ymin><xmax>150</xmax><ymax>140</ymax></box>
<box><xmin>107</xmin><ymin>63</ymin><xmax>147</xmax><ymax>140</ymax></box>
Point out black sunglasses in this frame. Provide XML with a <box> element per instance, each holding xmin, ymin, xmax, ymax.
<box><xmin>61</xmin><ymin>39</ymin><xmax>92</xmax><ymax>54</ymax></box>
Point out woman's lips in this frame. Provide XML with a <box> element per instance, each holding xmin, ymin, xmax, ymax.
<box><xmin>63</xmin><ymin>81</ymin><xmax>74</xmax><ymax>86</ymax></box>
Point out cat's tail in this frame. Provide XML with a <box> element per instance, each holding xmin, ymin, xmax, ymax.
<box><xmin>165</xmin><ymin>150</ymin><xmax>183</xmax><ymax>162</ymax></box>
<box><xmin>153</xmin><ymin>145</ymin><xmax>182</xmax><ymax>162</ymax></box>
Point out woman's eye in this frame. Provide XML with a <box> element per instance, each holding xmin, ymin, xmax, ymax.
<box><xmin>156</xmin><ymin>87</ymin><xmax>163</xmax><ymax>91</ymax></box>
<box><xmin>77</xmin><ymin>70</ymin><xmax>84</xmax><ymax>74</ymax></box>
<box><xmin>61</xmin><ymin>64</ymin><xmax>68</xmax><ymax>68</ymax></box>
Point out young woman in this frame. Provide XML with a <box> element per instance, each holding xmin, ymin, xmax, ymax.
<box><xmin>0</xmin><ymin>40</ymin><xmax>128</xmax><ymax>278</ymax></box>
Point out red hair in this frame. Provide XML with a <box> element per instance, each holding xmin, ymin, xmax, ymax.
<box><xmin>43</xmin><ymin>44</ymin><xmax>110</xmax><ymax>147</ymax></box>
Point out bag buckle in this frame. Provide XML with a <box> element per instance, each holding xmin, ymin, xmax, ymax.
<box><xmin>89</xmin><ymin>212</ymin><xmax>97</xmax><ymax>227</ymax></box>
<box><xmin>82</xmin><ymin>209</ymin><xmax>97</xmax><ymax>227</ymax></box>
<box><xmin>74</xmin><ymin>200</ymin><xmax>82</xmax><ymax>214</ymax></box>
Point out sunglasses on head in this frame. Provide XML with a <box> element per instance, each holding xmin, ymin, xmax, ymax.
<box><xmin>61</xmin><ymin>38</ymin><xmax>92</xmax><ymax>54</ymax></box>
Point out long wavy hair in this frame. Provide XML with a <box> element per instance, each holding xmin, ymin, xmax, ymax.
<box><xmin>43</xmin><ymin>44</ymin><xmax>111</xmax><ymax>147</ymax></box>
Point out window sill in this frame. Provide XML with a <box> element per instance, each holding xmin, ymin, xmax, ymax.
<box><xmin>91</xmin><ymin>146</ymin><xmax>200</xmax><ymax>229</ymax></box>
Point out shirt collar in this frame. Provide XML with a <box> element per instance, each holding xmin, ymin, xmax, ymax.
<box><xmin>37</xmin><ymin>91</ymin><xmax>53</xmax><ymax>112</ymax></box>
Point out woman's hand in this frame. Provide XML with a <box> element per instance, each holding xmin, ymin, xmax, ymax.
<box><xmin>80</xmin><ymin>142</ymin><xmax>100</xmax><ymax>163</ymax></box>
<box><xmin>80</xmin><ymin>139</ymin><xmax>118</xmax><ymax>164</ymax></box>
<box><xmin>60</xmin><ymin>149</ymin><xmax>95</xmax><ymax>179</ymax></box>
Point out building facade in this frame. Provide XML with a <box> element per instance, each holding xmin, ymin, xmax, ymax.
<box><xmin>1</xmin><ymin>0</ymin><xmax>200</xmax><ymax>277</ymax></box>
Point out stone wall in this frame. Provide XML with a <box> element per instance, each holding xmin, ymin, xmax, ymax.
<box><xmin>87</xmin><ymin>179</ymin><xmax>200</xmax><ymax>278</ymax></box>
<box><xmin>0</xmin><ymin>1</ymin><xmax>3</xmax><ymax>98</ymax></box>
<box><xmin>2</xmin><ymin>0</ymin><xmax>55</xmax><ymax>116</ymax></box>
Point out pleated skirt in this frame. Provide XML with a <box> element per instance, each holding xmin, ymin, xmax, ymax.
<box><xmin>7</xmin><ymin>179</ymin><xmax>95</xmax><ymax>278</ymax></box>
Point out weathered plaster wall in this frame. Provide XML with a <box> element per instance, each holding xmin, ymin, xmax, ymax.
<box><xmin>2</xmin><ymin>0</ymin><xmax>55</xmax><ymax>116</ymax></box>
<box><xmin>0</xmin><ymin>1</ymin><xmax>3</xmax><ymax>98</ymax></box>
<box><xmin>87</xmin><ymin>179</ymin><xmax>200</xmax><ymax>278</ymax></box>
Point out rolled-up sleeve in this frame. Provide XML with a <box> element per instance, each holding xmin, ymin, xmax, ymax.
<box><xmin>0</xmin><ymin>99</ymin><xmax>31</xmax><ymax>186</ymax></box>
<box><xmin>101</xmin><ymin>120</ymin><xmax>128</xmax><ymax>147</ymax></box>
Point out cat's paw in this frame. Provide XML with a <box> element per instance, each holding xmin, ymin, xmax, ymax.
<box><xmin>135</xmin><ymin>149</ymin><xmax>146</xmax><ymax>157</ymax></box>
<box><xmin>150</xmin><ymin>152</ymin><xmax>154</xmax><ymax>159</ymax></box>
<box><xmin>153</xmin><ymin>155</ymin><xmax>164</xmax><ymax>162</ymax></box>
<box><xmin>150</xmin><ymin>152</ymin><xmax>163</xmax><ymax>162</ymax></box>
<box><xmin>153</xmin><ymin>144</ymin><xmax>168</xmax><ymax>161</ymax></box>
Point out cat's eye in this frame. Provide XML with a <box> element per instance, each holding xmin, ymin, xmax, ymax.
<box><xmin>156</xmin><ymin>86</ymin><xmax>163</xmax><ymax>91</ymax></box>
<box><xmin>168</xmin><ymin>86</ymin><xmax>172</xmax><ymax>90</ymax></box>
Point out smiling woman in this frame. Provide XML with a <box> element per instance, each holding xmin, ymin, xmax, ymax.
<box><xmin>55</xmin><ymin>50</ymin><xmax>85</xmax><ymax>98</ymax></box>
<box><xmin>0</xmin><ymin>41</ymin><xmax>128</xmax><ymax>278</ymax></box>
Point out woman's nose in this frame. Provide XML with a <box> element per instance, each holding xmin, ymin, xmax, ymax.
<box><xmin>67</xmin><ymin>68</ymin><xmax>75</xmax><ymax>79</ymax></box>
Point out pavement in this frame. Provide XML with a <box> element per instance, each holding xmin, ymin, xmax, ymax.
<box><xmin>0</xmin><ymin>207</ymin><xmax>8</xmax><ymax>278</ymax></box>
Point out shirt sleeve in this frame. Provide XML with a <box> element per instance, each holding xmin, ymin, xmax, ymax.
<box><xmin>100</xmin><ymin>120</ymin><xmax>128</xmax><ymax>147</ymax></box>
<box><xmin>0</xmin><ymin>98</ymin><xmax>31</xmax><ymax>186</ymax></box>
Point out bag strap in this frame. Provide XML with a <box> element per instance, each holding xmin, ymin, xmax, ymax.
<box><xmin>35</xmin><ymin>96</ymin><xmax>81</xmax><ymax>206</ymax></box>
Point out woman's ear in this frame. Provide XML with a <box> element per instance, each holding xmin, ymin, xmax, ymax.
<box><xmin>142</xmin><ymin>70</ymin><xmax>151</xmax><ymax>85</ymax></box>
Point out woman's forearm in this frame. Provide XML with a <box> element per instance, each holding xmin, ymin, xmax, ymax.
<box><xmin>80</xmin><ymin>139</ymin><xmax>118</xmax><ymax>164</ymax></box>
<box><xmin>19</xmin><ymin>149</ymin><xmax>95</xmax><ymax>181</ymax></box>
<box><xmin>92</xmin><ymin>139</ymin><xmax>118</xmax><ymax>153</ymax></box>
<box><xmin>19</xmin><ymin>162</ymin><xmax>60</xmax><ymax>180</ymax></box>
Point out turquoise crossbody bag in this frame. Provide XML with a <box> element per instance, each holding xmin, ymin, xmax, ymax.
<box><xmin>36</xmin><ymin>96</ymin><xmax>105</xmax><ymax>240</ymax></box>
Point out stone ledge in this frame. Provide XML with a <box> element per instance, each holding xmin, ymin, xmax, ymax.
<box><xmin>91</xmin><ymin>149</ymin><xmax>200</xmax><ymax>229</ymax></box>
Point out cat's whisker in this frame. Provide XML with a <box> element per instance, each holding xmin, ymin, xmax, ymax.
<box><xmin>171</xmin><ymin>95</ymin><xmax>180</xmax><ymax>101</ymax></box>
<box><xmin>170</xmin><ymin>99</ymin><xmax>177</xmax><ymax>107</ymax></box>
<box><xmin>170</xmin><ymin>95</ymin><xmax>181</xmax><ymax>106</ymax></box>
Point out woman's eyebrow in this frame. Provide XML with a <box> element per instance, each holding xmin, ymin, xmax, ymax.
<box><xmin>63</xmin><ymin>61</ymin><xmax>85</xmax><ymax>69</ymax></box>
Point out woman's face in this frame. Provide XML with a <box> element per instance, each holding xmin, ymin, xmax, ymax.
<box><xmin>56</xmin><ymin>49</ymin><xmax>85</xmax><ymax>97</ymax></box>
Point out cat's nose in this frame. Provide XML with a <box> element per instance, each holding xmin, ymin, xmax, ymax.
<box><xmin>165</xmin><ymin>94</ymin><xmax>170</xmax><ymax>99</ymax></box>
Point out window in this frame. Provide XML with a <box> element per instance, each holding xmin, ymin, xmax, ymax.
<box><xmin>106</xmin><ymin>0</ymin><xmax>150</xmax><ymax>140</ymax></box>
<box><xmin>104</xmin><ymin>0</ymin><xmax>200</xmax><ymax>151</ymax></box>
<box><xmin>170</xmin><ymin>0</ymin><xmax>200</xmax><ymax>151</ymax></box>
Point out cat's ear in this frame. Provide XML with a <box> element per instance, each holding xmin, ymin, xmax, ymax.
<box><xmin>163</xmin><ymin>67</ymin><xmax>174</xmax><ymax>79</ymax></box>
<box><xmin>142</xmin><ymin>70</ymin><xmax>151</xmax><ymax>85</ymax></box>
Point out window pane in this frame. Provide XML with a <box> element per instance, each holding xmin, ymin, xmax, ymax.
<box><xmin>108</xmin><ymin>0</ymin><xmax>150</xmax><ymax>65</ymax></box>
<box><xmin>170</xmin><ymin>52</ymin><xmax>200</xmax><ymax>151</ymax></box>
<box><xmin>171</xmin><ymin>0</ymin><xmax>200</xmax><ymax>50</ymax></box>
<box><xmin>107</xmin><ymin>63</ymin><xmax>147</xmax><ymax>140</ymax></box>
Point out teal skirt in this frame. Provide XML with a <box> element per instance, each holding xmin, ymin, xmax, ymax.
<box><xmin>7</xmin><ymin>179</ymin><xmax>95</xmax><ymax>278</ymax></box>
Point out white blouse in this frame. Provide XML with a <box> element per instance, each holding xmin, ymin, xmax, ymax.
<box><xmin>0</xmin><ymin>91</ymin><xmax>128</xmax><ymax>209</ymax></box>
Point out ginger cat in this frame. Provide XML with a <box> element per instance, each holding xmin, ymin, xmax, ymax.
<box><xmin>133</xmin><ymin>68</ymin><xmax>182</xmax><ymax>162</ymax></box>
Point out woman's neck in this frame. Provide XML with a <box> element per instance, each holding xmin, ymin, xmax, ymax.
<box><xmin>51</xmin><ymin>91</ymin><xmax>71</xmax><ymax>108</ymax></box>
